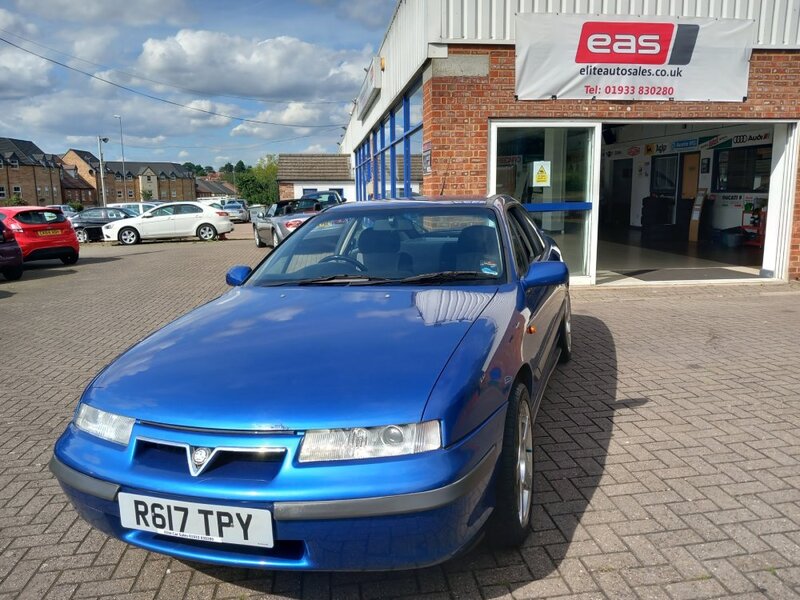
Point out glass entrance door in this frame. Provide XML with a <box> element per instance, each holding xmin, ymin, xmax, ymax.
<box><xmin>490</xmin><ymin>122</ymin><xmax>600</xmax><ymax>282</ymax></box>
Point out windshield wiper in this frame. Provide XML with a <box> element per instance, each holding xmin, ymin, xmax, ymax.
<box><xmin>396</xmin><ymin>271</ymin><xmax>499</xmax><ymax>284</ymax></box>
<box><xmin>290</xmin><ymin>274</ymin><xmax>395</xmax><ymax>286</ymax></box>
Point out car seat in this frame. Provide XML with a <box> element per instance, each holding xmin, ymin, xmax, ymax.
<box><xmin>454</xmin><ymin>225</ymin><xmax>500</xmax><ymax>273</ymax></box>
<box><xmin>358</xmin><ymin>228</ymin><xmax>413</xmax><ymax>276</ymax></box>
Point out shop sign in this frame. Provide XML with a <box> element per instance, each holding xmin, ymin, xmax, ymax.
<box><xmin>733</xmin><ymin>131</ymin><xmax>770</xmax><ymax>146</ymax></box>
<box><xmin>356</xmin><ymin>57</ymin><xmax>382</xmax><ymax>120</ymax></box>
<box><xmin>498</xmin><ymin>155</ymin><xmax>523</xmax><ymax>167</ymax></box>
<box><xmin>516</xmin><ymin>14</ymin><xmax>754</xmax><ymax>102</ymax></box>
<box><xmin>645</xmin><ymin>143</ymin><xmax>669</xmax><ymax>156</ymax></box>
<box><xmin>627</xmin><ymin>146</ymin><xmax>641</xmax><ymax>156</ymax></box>
<box><xmin>422</xmin><ymin>141</ymin><xmax>432</xmax><ymax>175</ymax></box>
<box><xmin>532</xmin><ymin>161</ymin><xmax>551</xmax><ymax>187</ymax></box>
<box><xmin>672</xmin><ymin>139</ymin><xmax>698</xmax><ymax>150</ymax></box>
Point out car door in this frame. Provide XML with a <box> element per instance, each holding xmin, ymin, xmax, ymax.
<box><xmin>262</xmin><ymin>203</ymin><xmax>278</xmax><ymax>236</ymax></box>
<box><xmin>172</xmin><ymin>204</ymin><xmax>204</xmax><ymax>235</ymax></box>
<box><xmin>80</xmin><ymin>208</ymin><xmax>104</xmax><ymax>230</ymax></box>
<box><xmin>139</xmin><ymin>205</ymin><xmax>176</xmax><ymax>238</ymax></box>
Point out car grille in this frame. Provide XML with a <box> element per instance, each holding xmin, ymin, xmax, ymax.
<box><xmin>135</xmin><ymin>439</ymin><xmax>286</xmax><ymax>481</ymax></box>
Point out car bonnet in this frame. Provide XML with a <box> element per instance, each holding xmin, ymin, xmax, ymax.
<box><xmin>82</xmin><ymin>285</ymin><xmax>498</xmax><ymax>431</ymax></box>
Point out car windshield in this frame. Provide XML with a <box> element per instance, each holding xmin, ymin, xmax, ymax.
<box><xmin>224</xmin><ymin>202</ymin><xmax>244</xmax><ymax>209</ymax></box>
<box><xmin>247</xmin><ymin>205</ymin><xmax>505</xmax><ymax>286</ymax></box>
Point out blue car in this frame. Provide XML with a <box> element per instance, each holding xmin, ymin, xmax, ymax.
<box><xmin>50</xmin><ymin>195</ymin><xmax>572</xmax><ymax>571</ymax></box>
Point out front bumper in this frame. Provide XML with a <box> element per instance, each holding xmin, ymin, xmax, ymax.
<box><xmin>51</xmin><ymin>408</ymin><xmax>505</xmax><ymax>570</ymax></box>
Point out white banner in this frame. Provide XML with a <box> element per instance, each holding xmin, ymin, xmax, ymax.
<box><xmin>516</xmin><ymin>15</ymin><xmax>755</xmax><ymax>102</ymax></box>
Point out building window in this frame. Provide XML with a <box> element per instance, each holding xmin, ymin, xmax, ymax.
<box><xmin>13</xmin><ymin>185</ymin><xmax>21</xmax><ymax>196</ymax></box>
<box><xmin>0</xmin><ymin>160</ymin><xmax>3</xmax><ymax>167</ymax></box>
<box><xmin>170</xmin><ymin>174</ymin><xmax>176</xmax><ymax>181</ymax></box>
<box><xmin>302</xmin><ymin>188</ymin><xmax>318</xmax><ymax>195</ymax></box>
<box><xmin>44</xmin><ymin>186</ymin><xmax>49</xmax><ymax>192</ymax></box>
<box><xmin>355</xmin><ymin>78</ymin><xmax>423</xmax><ymax>201</ymax></box>
<box><xmin>115</xmin><ymin>174</ymin><xmax>122</xmax><ymax>181</ymax></box>
<box><xmin>159</xmin><ymin>174</ymin><xmax>166</xmax><ymax>180</ymax></box>
<box><xmin>126</xmin><ymin>174</ymin><xmax>133</xmax><ymax>181</ymax></box>
<box><xmin>10</xmin><ymin>159</ymin><xmax>19</xmax><ymax>169</ymax></box>
<box><xmin>147</xmin><ymin>175</ymin><xmax>152</xmax><ymax>182</ymax></box>
<box><xmin>128</xmin><ymin>189</ymin><xmax>134</xmax><ymax>198</ymax></box>
<box><xmin>713</xmin><ymin>145</ymin><xmax>772</xmax><ymax>193</ymax></box>
<box><xmin>117</xmin><ymin>190</ymin><xmax>123</xmax><ymax>198</ymax></box>
<box><xmin>0</xmin><ymin>186</ymin><xmax>5</xmax><ymax>199</ymax></box>
<box><xmin>171</xmin><ymin>190</ymin><xmax>177</xmax><ymax>197</ymax></box>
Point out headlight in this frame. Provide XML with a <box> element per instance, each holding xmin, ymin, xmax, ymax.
<box><xmin>74</xmin><ymin>404</ymin><xmax>135</xmax><ymax>446</ymax></box>
<box><xmin>103</xmin><ymin>224</ymin><xmax>113</xmax><ymax>229</ymax></box>
<box><xmin>298</xmin><ymin>421</ymin><xmax>441</xmax><ymax>463</ymax></box>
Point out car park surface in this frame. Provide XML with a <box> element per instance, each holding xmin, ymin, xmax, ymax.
<box><xmin>1</xmin><ymin>225</ymin><xmax>799</xmax><ymax>598</ymax></box>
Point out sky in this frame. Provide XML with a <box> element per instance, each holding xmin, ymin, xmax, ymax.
<box><xmin>0</xmin><ymin>0</ymin><xmax>395</xmax><ymax>169</ymax></box>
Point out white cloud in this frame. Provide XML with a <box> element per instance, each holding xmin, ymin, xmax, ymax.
<box><xmin>231</xmin><ymin>101</ymin><xmax>349</xmax><ymax>140</ymax></box>
<box><xmin>136</xmin><ymin>30</ymin><xmax>370</xmax><ymax>101</ymax></box>
<box><xmin>178</xmin><ymin>150</ymin><xmax>189</xmax><ymax>158</ymax></box>
<box><xmin>305</xmin><ymin>0</ymin><xmax>395</xmax><ymax>29</ymax></box>
<box><xmin>59</xmin><ymin>27</ymin><xmax>118</xmax><ymax>63</ymax></box>
<box><xmin>302</xmin><ymin>143</ymin><xmax>328</xmax><ymax>153</ymax></box>
<box><xmin>0</xmin><ymin>9</ymin><xmax>52</xmax><ymax>99</ymax></box>
<box><xmin>13</xmin><ymin>0</ymin><xmax>190</xmax><ymax>25</ymax></box>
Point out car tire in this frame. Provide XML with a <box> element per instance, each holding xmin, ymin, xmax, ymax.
<box><xmin>272</xmin><ymin>231</ymin><xmax>279</xmax><ymax>248</ymax></box>
<box><xmin>487</xmin><ymin>382</ymin><xmax>534</xmax><ymax>549</ymax></box>
<box><xmin>254</xmin><ymin>227</ymin><xmax>266</xmax><ymax>248</ymax></box>
<box><xmin>197</xmin><ymin>224</ymin><xmax>218</xmax><ymax>241</ymax></box>
<box><xmin>1</xmin><ymin>266</ymin><xmax>23</xmax><ymax>281</ymax></box>
<box><xmin>119</xmin><ymin>227</ymin><xmax>140</xmax><ymax>245</ymax></box>
<box><xmin>60</xmin><ymin>252</ymin><xmax>79</xmax><ymax>265</ymax></box>
<box><xmin>558</xmin><ymin>295</ymin><xmax>572</xmax><ymax>364</ymax></box>
<box><xmin>75</xmin><ymin>228</ymin><xmax>89</xmax><ymax>244</ymax></box>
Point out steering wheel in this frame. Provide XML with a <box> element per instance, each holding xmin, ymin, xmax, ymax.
<box><xmin>319</xmin><ymin>255</ymin><xmax>367</xmax><ymax>272</ymax></box>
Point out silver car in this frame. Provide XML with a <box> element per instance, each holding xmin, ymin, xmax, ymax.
<box><xmin>253</xmin><ymin>199</ymin><xmax>319</xmax><ymax>248</ymax></box>
<box><xmin>221</xmin><ymin>200</ymin><xmax>249</xmax><ymax>223</ymax></box>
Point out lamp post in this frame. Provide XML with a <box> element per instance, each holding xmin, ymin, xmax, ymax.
<box><xmin>113</xmin><ymin>115</ymin><xmax>127</xmax><ymax>201</ymax></box>
<box><xmin>97</xmin><ymin>136</ymin><xmax>109</xmax><ymax>207</ymax></box>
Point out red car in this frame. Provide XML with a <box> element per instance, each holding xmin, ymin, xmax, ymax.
<box><xmin>0</xmin><ymin>206</ymin><xmax>79</xmax><ymax>265</ymax></box>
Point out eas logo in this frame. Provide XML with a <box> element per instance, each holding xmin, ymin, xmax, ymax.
<box><xmin>575</xmin><ymin>22</ymin><xmax>699</xmax><ymax>65</ymax></box>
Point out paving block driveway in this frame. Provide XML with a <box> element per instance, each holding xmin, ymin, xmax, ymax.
<box><xmin>1</xmin><ymin>229</ymin><xmax>799</xmax><ymax>600</ymax></box>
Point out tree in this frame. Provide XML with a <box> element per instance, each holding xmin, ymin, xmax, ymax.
<box><xmin>220</xmin><ymin>162</ymin><xmax>234</xmax><ymax>173</ymax></box>
<box><xmin>234</xmin><ymin>160</ymin><xmax>246</xmax><ymax>173</ymax></box>
<box><xmin>204</xmin><ymin>166</ymin><xmax>215</xmax><ymax>174</ymax></box>
<box><xmin>141</xmin><ymin>190</ymin><xmax>153</xmax><ymax>201</ymax></box>
<box><xmin>234</xmin><ymin>154</ymin><xmax>279</xmax><ymax>205</ymax></box>
<box><xmin>0</xmin><ymin>193</ymin><xmax>26</xmax><ymax>207</ymax></box>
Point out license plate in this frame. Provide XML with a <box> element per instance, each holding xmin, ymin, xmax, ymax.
<box><xmin>37</xmin><ymin>229</ymin><xmax>61</xmax><ymax>237</ymax></box>
<box><xmin>118</xmin><ymin>492</ymin><xmax>273</xmax><ymax>548</ymax></box>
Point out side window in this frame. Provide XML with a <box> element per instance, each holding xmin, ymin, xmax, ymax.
<box><xmin>151</xmin><ymin>206</ymin><xmax>175</xmax><ymax>217</ymax></box>
<box><xmin>267</xmin><ymin>204</ymin><xmax>277</xmax><ymax>217</ymax></box>
<box><xmin>176</xmin><ymin>204</ymin><xmax>202</xmax><ymax>214</ymax></box>
<box><xmin>510</xmin><ymin>206</ymin><xmax>545</xmax><ymax>258</ymax></box>
<box><xmin>507</xmin><ymin>214</ymin><xmax>534</xmax><ymax>274</ymax></box>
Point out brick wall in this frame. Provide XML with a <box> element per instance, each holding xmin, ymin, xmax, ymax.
<box><xmin>0</xmin><ymin>165</ymin><xmax>60</xmax><ymax>205</ymax></box>
<box><xmin>422</xmin><ymin>47</ymin><xmax>800</xmax><ymax>279</ymax></box>
<box><xmin>279</xmin><ymin>182</ymin><xmax>294</xmax><ymax>200</ymax></box>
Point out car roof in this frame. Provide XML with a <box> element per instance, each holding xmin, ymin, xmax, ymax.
<box><xmin>321</xmin><ymin>195</ymin><xmax>511</xmax><ymax>213</ymax></box>
<box><xmin>0</xmin><ymin>205</ymin><xmax>64</xmax><ymax>214</ymax></box>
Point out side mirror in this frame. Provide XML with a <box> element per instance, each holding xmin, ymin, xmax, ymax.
<box><xmin>341</xmin><ymin>198</ymin><xmax>348</xmax><ymax>203</ymax></box>
<box><xmin>226</xmin><ymin>265</ymin><xmax>252</xmax><ymax>287</ymax></box>
<box><xmin>257</xmin><ymin>212</ymin><xmax>266</xmax><ymax>219</ymax></box>
<box><xmin>521</xmin><ymin>261</ymin><xmax>569</xmax><ymax>290</ymax></box>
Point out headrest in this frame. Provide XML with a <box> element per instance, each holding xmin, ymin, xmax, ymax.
<box><xmin>358</xmin><ymin>228</ymin><xmax>401</xmax><ymax>253</ymax></box>
<box><xmin>457</xmin><ymin>225</ymin><xmax>496</xmax><ymax>252</ymax></box>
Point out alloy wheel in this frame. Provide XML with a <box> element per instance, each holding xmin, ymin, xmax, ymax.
<box><xmin>516</xmin><ymin>399</ymin><xmax>533</xmax><ymax>526</ymax></box>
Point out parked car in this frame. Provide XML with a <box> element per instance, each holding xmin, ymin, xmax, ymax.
<box><xmin>102</xmin><ymin>202</ymin><xmax>234</xmax><ymax>245</ymax></box>
<box><xmin>221</xmin><ymin>200</ymin><xmax>249</xmax><ymax>223</ymax></box>
<box><xmin>248</xmin><ymin>204</ymin><xmax>266</xmax><ymax>222</ymax></box>
<box><xmin>252</xmin><ymin>199</ymin><xmax>318</xmax><ymax>248</ymax></box>
<box><xmin>50</xmin><ymin>195</ymin><xmax>572</xmax><ymax>571</ymax></box>
<box><xmin>71</xmin><ymin>207</ymin><xmax>136</xmax><ymax>243</ymax></box>
<box><xmin>299</xmin><ymin>190</ymin><xmax>346</xmax><ymax>206</ymax></box>
<box><xmin>0</xmin><ymin>206</ymin><xmax>79</xmax><ymax>265</ymax></box>
<box><xmin>46</xmin><ymin>204</ymin><xmax>79</xmax><ymax>219</ymax></box>
<box><xmin>107</xmin><ymin>202</ymin><xmax>160</xmax><ymax>216</ymax></box>
<box><xmin>0</xmin><ymin>221</ymin><xmax>23</xmax><ymax>281</ymax></box>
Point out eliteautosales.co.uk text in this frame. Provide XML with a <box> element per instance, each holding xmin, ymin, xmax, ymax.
<box><xmin>578</xmin><ymin>65</ymin><xmax>684</xmax><ymax>77</ymax></box>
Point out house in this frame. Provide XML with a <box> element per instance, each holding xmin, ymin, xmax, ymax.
<box><xmin>277</xmin><ymin>154</ymin><xmax>354</xmax><ymax>201</ymax></box>
<box><xmin>60</xmin><ymin>165</ymin><xmax>96</xmax><ymax>206</ymax></box>
<box><xmin>0</xmin><ymin>137</ymin><xmax>63</xmax><ymax>205</ymax></box>
<box><xmin>196</xmin><ymin>178</ymin><xmax>236</xmax><ymax>198</ymax></box>
<box><xmin>61</xmin><ymin>150</ymin><xmax>196</xmax><ymax>204</ymax></box>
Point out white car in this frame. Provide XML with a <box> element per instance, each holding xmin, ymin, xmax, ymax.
<box><xmin>103</xmin><ymin>202</ymin><xmax>234</xmax><ymax>245</ymax></box>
